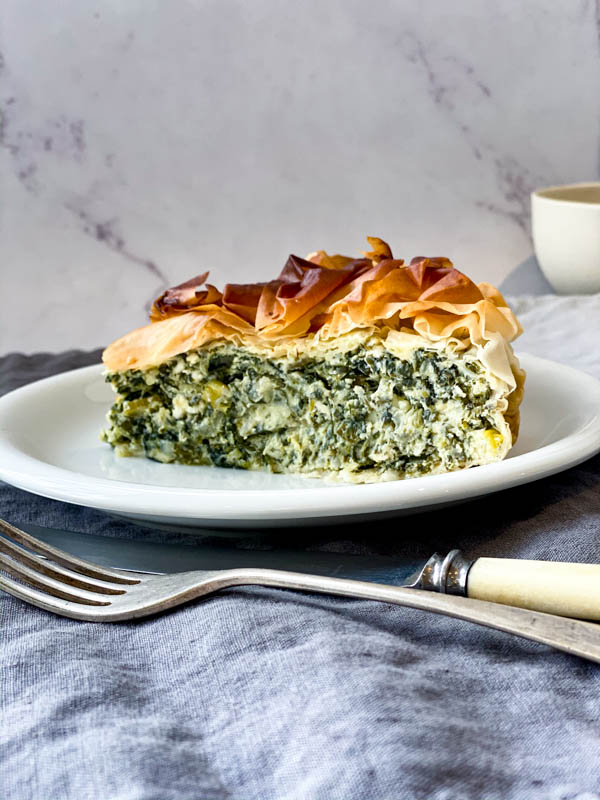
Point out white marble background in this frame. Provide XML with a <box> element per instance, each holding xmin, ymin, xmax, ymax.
<box><xmin>1</xmin><ymin>0</ymin><xmax>599</xmax><ymax>354</ymax></box>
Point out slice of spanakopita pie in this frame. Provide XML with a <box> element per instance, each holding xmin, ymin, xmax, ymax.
<box><xmin>101</xmin><ymin>237</ymin><xmax>525</xmax><ymax>483</ymax></box>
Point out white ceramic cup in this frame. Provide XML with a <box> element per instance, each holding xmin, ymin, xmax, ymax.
<box><xmin>531</xmin><ymin>182</ymin><xmax>600</xmax><ymax>294</ymax></box>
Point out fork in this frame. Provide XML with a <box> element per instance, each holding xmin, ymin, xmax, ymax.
<box><xmin>2</xmin><ymin>518</ymin><xmax>600</xmax><ymax>664</ymax></box>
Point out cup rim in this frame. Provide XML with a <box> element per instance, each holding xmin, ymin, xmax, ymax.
<box><xmin>532</xmin><ymin>181</ymin><xmax>600</xmax><ymax>207</ymax></box>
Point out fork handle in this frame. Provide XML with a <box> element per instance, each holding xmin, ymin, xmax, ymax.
<box><xmin>466</xmin><ymin>558</ymin><xmax>600</xmax><ymax>620</ymax></box>
<box><xmin>211</xmin><ymin>568</ymin><xmax>600</xmax><ymax>664</ymax></box>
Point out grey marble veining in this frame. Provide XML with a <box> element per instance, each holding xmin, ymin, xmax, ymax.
<box><xmin>1</xmin><ymin>0</ymin><xmax>599</xmax><ymax>354</ymax></box>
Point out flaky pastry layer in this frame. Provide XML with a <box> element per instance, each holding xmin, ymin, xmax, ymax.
<box><xmin>103</xmin><ymin>237</ymin><xmax>524</xmax><ymax>401</ymax></box>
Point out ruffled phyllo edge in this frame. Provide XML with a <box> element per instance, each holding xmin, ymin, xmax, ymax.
<box><xmin>103</xmin><ymin>237</ymin><xmax>525</xmax><ymax>442</ymax></box>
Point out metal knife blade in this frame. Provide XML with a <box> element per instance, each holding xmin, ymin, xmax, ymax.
<box><xmin>18</xmin><ymin>522</ymin><xmax>424</xmax><ymax>585</ymax></box>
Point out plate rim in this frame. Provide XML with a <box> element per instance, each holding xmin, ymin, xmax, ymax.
<box><xmin>1</xmin><ymin>353</ymin><xmax>599</xmax><ymax>523</ymax></box>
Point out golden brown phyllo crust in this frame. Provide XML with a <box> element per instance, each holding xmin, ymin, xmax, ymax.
<box><xmin>103</xmin><ymin>237</ymin><xmax>523</xmax><ymax>385</ymax></box>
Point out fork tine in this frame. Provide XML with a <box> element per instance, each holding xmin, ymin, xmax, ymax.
<box><xmin>0</xmin><ymin>552</ymin><xmax>113</xmax><ymax>606</ymax></box>
<box><xmin>0</xmin><ymin>573</ymin><xmax>112</xmax><ymax>619</ymax></box>
<box><xmin>0</xmin><ymin>535</ymin><xmax>128</xmax><ymax>595</ymax></box>
<box><xmin>0</xmin><ymin>518</ymin><xmax>138</xmax><ymax>585</ymax></box>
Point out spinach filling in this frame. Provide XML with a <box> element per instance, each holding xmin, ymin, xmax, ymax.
<box><xmin>102</xmin><ymin>343</ymin><xmax>503</xmax><ymax>478</ymax></box>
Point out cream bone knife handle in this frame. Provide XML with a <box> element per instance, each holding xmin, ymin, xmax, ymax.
<box><xmin>466</xmin><ymin>558</ymin><xmax>600</xmax><ymax>620</ymax></box>
<box><xmin>416</xmin><ymin>550</ymin><xmax>600</xmax><ymax>620</ymax></box>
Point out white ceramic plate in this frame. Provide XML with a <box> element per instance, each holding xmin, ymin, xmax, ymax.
<box><xmin>0</xmin><ymin>354</ymin><xmax>599</xmax><ymax>529</ymax></box>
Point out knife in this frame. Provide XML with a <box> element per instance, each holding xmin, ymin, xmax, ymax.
<box><xmin>15</xmin><ymin>522</ymin><xmax>600</xmax><ymax>620</ymax></box>
<box><xmin>18</xmin><ymin>522</ymin><xmax>422</xmax><ymax>584</ymax></box>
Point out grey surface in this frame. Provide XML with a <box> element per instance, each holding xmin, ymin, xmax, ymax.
<box><xmin>500</xmin><ymin>255</ymin><xmax>555</xmax><ymax>296</ymax></box>
<box><xmin>3</xmin><ymin>290</ymin><xmax>600</xmax><ymax>799</ymax></box>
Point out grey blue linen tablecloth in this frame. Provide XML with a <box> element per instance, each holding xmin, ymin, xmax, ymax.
<box><xmin>2</xmin><ymin>293</ymin><xmax>600</xmax><ymax>800</ymax></box>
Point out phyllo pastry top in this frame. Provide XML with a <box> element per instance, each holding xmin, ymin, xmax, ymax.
<box><xmin>103</xmin><ymin>236</ymin><xmax>522</xmax><ymax>395</ymax></box>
